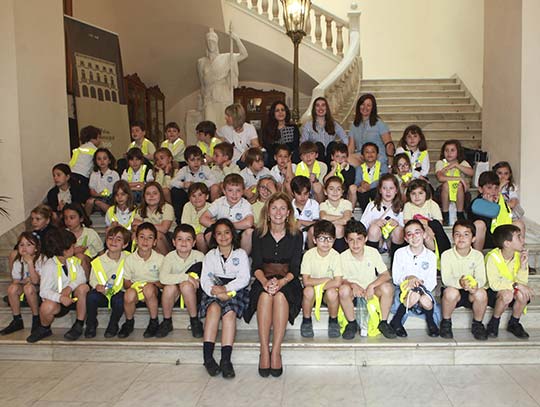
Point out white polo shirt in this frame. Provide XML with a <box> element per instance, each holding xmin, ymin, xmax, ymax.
<box><xmin>240</xmin><ymin>167</ymin><xmax>273</xmax><ymax>189</ymax></box>
<box><xmin>200</xmin><ymin>248</ymin><xmax>251</xmax><ymax>295</ymax></box>
<box><xmin>89</xmin><ymin>169</ymin><xmax>119</xmax><ymax>195</ymax></box>
<box><xmin>170</xmin><ymin>165</ymin><xmax>216</xmax><ymax>189</ymax></box>
<box><xmin>207</xmin><ymin>196</ymin><xmax>253</xmax><ymax>223</ymax></box>
<box><xmin>392</xmin><ymin>246</ymin><xmax>437</xmax><ymax>292</ymax></box>
<box><xmin>270</xmin><ymin>164</ymin><xmax>296</xmax><ymax>184</ymax></box>
<box><xmin>292</xmin><ymin>198</ymin><xmax>320</xmax><ymax>222</ymax></box>
<box><xmin>360</xmin><ymin>201</ymin><xmax>404</xmax><ymax>230</ymax></box>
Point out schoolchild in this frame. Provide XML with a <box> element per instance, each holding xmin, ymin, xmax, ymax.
<box><xmin>210</xmin><ymin>142</ymin><xmax>241</xmax><ymax>200</ymax></box>
<box><xmin>319</xmin><ymin>176</ymin><xmax>353</xmax><ymax>252</ymax></box>
<box><xmin>69</xmin><ymin>125</ymin><xmax>102</xmax><ymax>191</ymax></box>
<box><xmin>46</xmin><ymin>163</ymin><xmax>89</xmax><ymax>221</ymax></box>
<box><xmin>349</xmin><ymin>142</ymin><xmax>387</xmax><ymax>211</ymax></box>
<box><xmin>196</xmin><ymin>120</ymin><xmax>221</xmax><ymax>166</ymax></box>
<box><xmin>153</xmin><ymin>147</ymin><xmax>179</xmax><ymax>203</ymax></box>
<box><xmin>181</xmin><ymin>183</ymin><xmax>211</xmax><ymax>252</ymax></box>
<box><xmin>295</xmin><ymin>141</ymin><xmax>328</xmax><ymax>203</ymax></box>
<box><xmin>121</xmin><ymin>147</ymin><xmax>154</xmax><ymax>204</ymax></box>
<box><xmin>128</xmin><ymin>121</ymin><xmax>156</xmax><ymax>162</ymax></box>
<box><xmin>104</xmin><ymin>180</ymin><xmax>137</xmax><ymax>233</ymax></box>
<box><xmin>239</xmin><ymin>147</ymin><xmax>272</xmax><ymax>202</ymax></box>
<box><xmin>160</xmin><ymin>121</ymin><xmax>186</xmax><ymax>164</ymax></box>
<box><xmin>85</xmin><ymin>147</ymin><xmax>119</xmax><ymax>216</ymax></box>
<box><xmin>291</xmin><ymin>175</ymin><xmax>320</xmax><ymax>249</ymax></box>
<box><xmin>395</xmin><ymin>125</ymin><xmax>430</xmax><ymax>181</ymax></box>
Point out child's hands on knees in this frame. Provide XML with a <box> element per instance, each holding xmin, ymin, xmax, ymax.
<box><xmin>365</xmin><ymin>284</ymin><xmax>375</xmax><ymax>299</ymax></box>
<box><xmin>60</xmin><ymin>295</ymin><xmax>73</xmax><ymax>307</ymax></box>
<box><xmin>188</xmin><ymin>276</ymin><xmax>200</xmax><ymax>289</ymax></box>
<box><xmin>352</xmin><ymin>284</ymin><xmax>365</xmax><ymax>298</ymax></box>
<box><xmin>95</xmin><ymin>284</ymin><xmax>106</xmax><ymax>294</ymax></box>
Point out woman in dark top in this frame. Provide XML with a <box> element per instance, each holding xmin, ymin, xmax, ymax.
<box><xmin>262</xmin><ymin>101</ymin><xmax>301</xmax><ymax>167</ymax></box>
<box><xmin>245</xmin><ymin>192</ymin><xmax>303</xmax><ymax>378</ymax></box>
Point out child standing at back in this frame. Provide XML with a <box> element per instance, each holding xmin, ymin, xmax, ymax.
<box><xmin>240</xmin><ymin>147</ymin><xmax>272</xmax><ymax>202</ymax></box>
<box><xmin>159</xmin><ymin>224</ymin><xmax>205</xmax><ymax>338</ymax></box>
<box><xmin>118</xmin><ymin>222</ymin><xmax>164</xmax><ymax>339</ymax></box>
<box><xmin>300</xmin><ymin>220</ymin><xmax>342</xmax><ymax>338</ymax></box>
<box><xmin>390</xmin><ymin>220</ymin><xmax>439</xmax><ymax>337</ymax></box>
<box><xmin>319</xmin><ymin>176</ymin><xmax>353</xmax><ymax>252</ymax></box>
<box><xmin>121</xmin><ymin>147</ymin><xmax>154</xmax><ymax>204</ymax></box>
<box><xmin>85</xmin><ymin>226</ymin><xmax>131</xmax><ymax>338</ymax></box>
<box><xmin>485</xmin><ymin>224</ymin><xmax>532</xmax><ymax>339</ymax></box>
<box><xmin>349</xmin><ymin>142</ymin><xmax>387</xmax><ymax>211</ymax></box>
<box><xmin>181</xmin><ymin>183</ymin><xmax>211</xmax><ymax>252</ymax></box>
<box><xmin>161</xmin><ymin>122</ymin><xmax>186</xmax><ymax>165</ymax></box>
<box><xmin>69</xmin><ymin>125</ymin><xmax>102</xmax><ymax>192</ymax></box>
<box><xmin>395</xmin><ymin>125</ymin><xmax>430</xmax><ymax>181</ymax></box>
<box><xmin>295</xmin><ymin>141</ymin><xmax>328</xmax><ymax>203</ymax></box>
<box><xmin>435</xmin><ymin>139</ymin><xmax>473</xmax><ymax>225</ymax></box>
<box><xmin>128</xmin><ymin>121</ymin><xmax>156</xmax><ymax>162</ymax></box>
<box><xmin>1</xmin><ymin>233</ymin><xmax>46</xmax><ymax>336</ymax></box>
<box><xmin>85</xmin><ymin>148</ymin><xmax>119</xmax><ymax>217</ymax></box>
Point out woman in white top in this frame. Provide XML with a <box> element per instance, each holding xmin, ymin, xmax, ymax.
<box><xmin>217</xmin><ymin>103</ymin><xmax>260</xmax><ymax>165</ymax></box>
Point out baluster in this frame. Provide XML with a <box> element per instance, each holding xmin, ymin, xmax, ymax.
<box><xmin>325</xmin><ymin>16</ymin><xmax>333</xmax><ymax>53</ymax></box>
<box><xmin>261</xmin><ymin>0</ymin><xmax>268</xmax><ymax>17</ymax></box>
<box><xmin>336</xmin><ymin>24</ymin><xmax>344</xmax><ymax>57</ymax></box>
<box><xmin>272</xmin><ymin>0</ymin><xmax>279</xmax><ymax>21</ymax></box>
<box><xmin>314</xmin><ymin>12</ymin><xmax>322</xmax><ymax>46</ymax></box>
<box><xmin>305</xmin><ymin>9</ymin><xmax>311</xmax><ymax>39</ymax></box>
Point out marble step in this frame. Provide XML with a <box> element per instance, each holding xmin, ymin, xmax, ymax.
<box><xmin>377</xmin><ymin>96</ymin><xmax>471</xmax><ymax>105</ymax></box>
<box><xmin>375</xmin><ymin>112</ymin><xmax>482</xmax><ymax>121</ymax></box>
<box><xmin>364</xmin><ymin>90</ymin><xmax>467</xmax><ymax>98</ymax></box>
<box><xmin>1</xmin><ymin>328</ymin><xmax>539</xmax><ymax>366</ymax></box>
<box><xmin>2</xmin><ymin>301</ymin><xmax>540</xmax><ymax>330</ymax></box>
<box><xmin>362</xmin><ymin>78</ymin><xmax>458</xmax><ymax>85</ymax></box>
<box><xmin>385</xmin><ymin>120</ymin><xmax>482</xmax><ymax>130</ymax></box>
<box><xmin>361</xmin><ymin>84</ymin><xmax>462</xmax><ymax>92</ymax></box>
<box><xmin>378</xmin><ymin>104</ymin><xmax>477</xmax><ymax>113</ymax></box>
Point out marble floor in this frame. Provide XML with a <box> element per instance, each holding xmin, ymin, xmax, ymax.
<box><xmin>1</xmin><ymin>360</ymin><xmax>540</xmax><ymax>406</ymax></box>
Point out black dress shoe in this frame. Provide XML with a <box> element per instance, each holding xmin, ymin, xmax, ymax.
<box><xmin>427</xmin><ymin>322</ymin><xmax>439</xmax><ymax>338</ymax></box>
<box><xmin>84</xmin><ymin>324</ymin><xmax>97</xmax><ymax>338</ymax></box>
<box><xmin>0</xmin><ymin>318</ymin><xmax>24</xmax><ymax>335</ymax></box>
<box><xmin>190</xmin><ymin>318</ymin><xmax>204</xmax><ymax>338</ymax></box>
<box><xmin>220</xmin><ymin>360</ymin><xmax>236</xmax><ymax>379</ymax></box>
<box><xmin>104</xmin><ymin>322</ymin><xmax>119</xmax><ymax>338</ymax></box>
<box><xmin>64</xmin><ymin>321</ymin><xmax>83</xmax><ymax>341</ymax></box>
<box><xmin>26</xmin><ymin>326</ymin><xmax>52</xmax><ymax>343</ymax></box>
<box><xmin>392</xmin><ymin>323</ymin><xmax>408</xmax><ymax>337</ymax></box>
<box><xmin>258</xmin><ymin>354</ymin><xmax>270</xmax><ymax>378</ymax></box>
<box><xmin>204</xmin><ymin>358</ymin><xmax>221</xmax><ymax>377</ymax></box>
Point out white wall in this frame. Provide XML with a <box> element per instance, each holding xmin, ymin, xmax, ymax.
<box><xmin>0</xmin><ymin>0</ymin><xmax>69</xmax><ymax>235</ymax></box>
<box><xmin>520</xmin><ymin>0</ymin><xmax>540</xmax><ymax>224</ymax></box>
<box><xmin>314</xmin><ymin>0</ymin><xmax>484</xmax><ymax>104</ymax></box>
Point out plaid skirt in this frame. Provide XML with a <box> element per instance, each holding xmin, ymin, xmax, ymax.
<box><xmin>199</xmin><ymin>287</ymin><xmax>250</xmax><ymax>319</ymax></box>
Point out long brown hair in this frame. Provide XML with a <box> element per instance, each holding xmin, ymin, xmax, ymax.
<box><xmin>353</xmin><ymin>94</ymin><xmax>380</xmax><ymax>127</ymax></box>
<box><xmin>14</xmin><ymin>232</ymin><xmax>41</xmax><ymax>266</ymax></box>
<box><xmin>311</xmin><ymin>97</ymin><xmax>336</xmax><ymax>135</ymax></box>
<box><xmin>257</xmin><ymin>192</ymin><xmax>299</xmax><ymax>237</ymax></box>
<box><xmin>138</xmin><ymin>182</ymin><xmax>166</xmax><ymax>218</ymax></box>
<box><xmin>373</xmin><ymin>174</ymin><xmax>403</xmax><ymax>214</ymax></box>
<box><xmin>263</xmin><ymin>101</ymin><xmax>292</xmax><ymax>144</ymax></box>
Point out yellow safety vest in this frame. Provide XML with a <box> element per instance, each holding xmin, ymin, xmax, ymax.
<box><xmin>487</xmin><ymin>248</ymin><xmax>520</xmax><ymax>283</ymax></box>
<box><xmin>54</xmin><ymin>256</ymin><xmax>80</xmax><ymax>293</ymax></box>
<box><xmin>197</xmin><ymin>138</ymin><xmax>220</xmax><ymax>157</ymax></box>
<box><xmin>400</xmin><ymin>172</ymin><xmax>413</xmax><ymax>183</ymax></box>
<box><xmin>295</xmin><ymin>161</ymin><xmax>321</xmax><ymax>179</ymax></box>
<box><xmin>69</xmin><ymin>146</ymin><xmax>97</xmax><ymax>169</ymax></box>
<box><xmin>91</xmin><ymin>254</ymin><xmax>127</xmax><ymax>307</ymax></box>
<box><xmin>130</xmin><ymin>138</ymin><xmax>152</xmax><ymax>155</ymax></box>
<box><xmin>361</xmin><ymin>161</ymin><xmax>381</xmax><ymax>184</ymax></box>
<box><xmin>491</xmin><ymin>194</ymin><xmax>513</xmax><ymax>233</ymax></box>
<box><xmin>127</xmin><ymin>165</ymin><xmax>148</xmax><ymax>183</ymax></box>
<box><xmin>106</xmin><ymin>206</ymin><xmax>136</xmax><ymax>230</ymax></box>
<box><xmin>335</xmin><ymin>163</ymin><xmax>345</xmax><ymax>183</ymax></box>
<box><xmin>443</xmin><ymin>160</ymin><xmax>461</xmax><ymax>202</ymax></box>
<box><xmin>407</xmin><ymin>150</ymin><xmax>427</xmax><ymax>170</ymax></box>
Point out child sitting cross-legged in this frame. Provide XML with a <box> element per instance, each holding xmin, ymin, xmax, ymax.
<box><xmin>85</xmin><ymin>226</ymin><xmax>131</xmax><ymax>339</ymax></box>
<box><xmin>390</xmin><ymin>219</ymin><xmax>439</xmax><ymax>338</ymax></box>
<box><xmin>440</xmin><ymin>219</ymin><xmax>488</xmax><ymax>340</ymax></box>
<box><xmin>300</xmin><ymin>220</ymin><xmax>342</xmax><ymax>338</ymax></box>
<box><xmin>27</xmin><ymin>228</ymin><xmax>89</xmax><ymax>343</ymax></box>
<box><xmin>338</xmin><ymin>220</ymin><xmax>396</xmax><ymax>340</ymax></box>
<box><xmin>158</xmin><ymin>224</ymin><xmax>205</xmax><ymax>338</ymax></box>
<box><xmin>118</xmin><ymin>222</ymin><xmax>165</xmax><ymax>339</ymax></box>
<box><xmin>485</xmin><ymin>224</ymin><xmax>533</xmax><ymax>339</ymax></box>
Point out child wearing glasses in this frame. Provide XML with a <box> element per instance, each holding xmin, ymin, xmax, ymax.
<box><xmin>300</xmin><ymin>220</ymin><xmax>342</xmax><ymax>338</ymax></box>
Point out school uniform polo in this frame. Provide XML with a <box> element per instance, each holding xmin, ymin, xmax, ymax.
<box><xmin>181</xmin><ymin>202</ymin><xmax>210</xmax><ymax>234</ymax></box>
<box><xmin>212</xmin><ymin>162</ymin><xmax>241</xmax><ymax>183</ymax></box>
<box><xmin>251</xmin><ymin>201</ymin><xmax>264</xmax><ymax>226</ymax></box>
<box><xmin>486</xmin><ymin>249</ymin><xmax>528</xmax><ymax>291</ymax></box>
<box><xmin>360</xmin><ymin>201</ymin><xmax>404</xmax><ymax>230</ymax></box>
<box><xmin>270</xmin><ymin>164</ymin><xmax>296</xmax><ymax>184</ymax></box>
<box><xmin>124</xmin><ymin>250</ymin><xmax>164</xmax><ymax>283</ymax></box>
<box><xmin>292</xmin><ymin>198</ymin><xmax>320</xmax><ymax>222</ymax></box>
<box><xmin>40</xmin><ymin>257</ymin><xmax>87</xmax><ymax>303</ymax></box>
<box><xmin>161</xmin><ymin>138</ymin><xmax>185</xmax><ymax>163</ymax></box>
<box><xmin>297</xmin><ymin>160</ymin><xmax>328</xmax><ymax>183</ymax></box>
<box><xmin>301</xmin><ymin>247</ymin><xmax>341</xmax><ymax>279</ymax></box>
<box><xmin>89</xmin><ymin>169</ymin><xmax>119</xmax><ymax>196</ymax></box>
<box><xmin>128</xmin><ymin>138</ymin><xmax>156</xmax><ymax>156</ymax></box>
<box><xmin>71</xmin><ymin>141</ymin><xmax>98</xmax><ymax>178</ymax></box>
<box><xmin>337</xmin><ymin>247</ymin><xmax>388</xmax><ymax>288</ymax></box>
<box><xmin>105</xmin><ymin>206</ymin><xmax>136</xmax><ymax>228</ymax></box>
<box><xmin>200</xmin><ymin>248</ymin><xmax>250</xmax><ymax>295</ymax></box>
<box><xmin>392</xmin><ymin>246</ymin><xmax>437</xmax><ymax>291</ymax></box>
<box><xmin>354</xmin><ymin>161</ymin><xmax>388</xmax><ymax>188</ymax></box>
<box><xmin>76</xmin><ymin>227</ymin><xmax>104</xmax><ymax>258</ymax></box>
<box><xmin>441</xmin><ymin>247</ymin><xmax>486</xmax><ymax>289</ymax></box>
<box><xmin>207</xmin><ymin>196</ymin><xmax>253</xmax><ymax>223</ymax></box>
<box><xmin>160</xmin><ymin>250</ymin><xmax>204</xmax><ymax>285</ymax></box>
<box><xmin>170</xmin><ymin>165</ymin><xmax>216</xmax><ymax>189</ymax></box>
<box><xmin>396</xmin><ymin>147</ymin><xmax>430</xmax><ymax>179</ymax></box>
<box><xmin>121</xmin><ymin>167</ymin><xmax>154</xmax><ymax>183</ymax></box>
<box><xmin>403</xmin><ymin>200</ymin><xmax>443</xmax><ymax>222</ymax></box>
<box><xmin>319</xmin><ymin>198</ymin><xmax>353</xmax><ymax>217</ymax></box>
<box><xmin>154</xmin><ymin>168</ymin><xmax>178</xmax><ymax>190</ymax></box>
<box><xmin>89</xmin><ymin>251</ymin><xmax>129</xmax><ymax>289</ymax></box>
<box><xmin>240</xmin><ymin>167</ymin><xmax>272</xmax><ymax>189</ymax></box>
<box><xmin>11</xmin><ymin>257</ymin><xmax>46</xmax><ymax>280</ymax></box>
<box><xmin>57</xmin><ymin>189</ymin><xmax>72</xmax><ymax>205</ymax></box>
<box><xmin>135</xmin><ymin>203</ymin><xmax>176</xmax><ymax>233</ymax></box>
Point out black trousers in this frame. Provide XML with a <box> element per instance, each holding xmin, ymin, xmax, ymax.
<box><xmin>86</xmin><ymin>289</ymin><xmax>124</xmax><ymax>327</ymax></box>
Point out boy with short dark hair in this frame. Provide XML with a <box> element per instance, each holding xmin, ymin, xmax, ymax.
<box><xmin>324</xmin><ymin>143</ymin><xmax>355</xmax><ymax>197</ymax></box>
<box><xmin>200</xmin><ymin>174</ymin><xmax>254</xmax><ymax>254</ymax></box>
<box><xmin>291</xmin><ymin>175</ymin><xmax>320</xmax><ymax>249</ymax></box>
<box><xmin>181</xmin><ymin>183</ymin><xmax>211</xmax><ymax>252</ymax></box>
<box><xmin>170</xmin><ymin>145</ymin><xmax>216</xmax><ymax>224</ymax></box>
<box><xmin>440</xmin><ymin>219</ymin><xmax>488</xmax><ymax>340</ymax></box>
<box><xmin>161</xmin><ymin>121</ymin><xmax>186</xmax><ymax>164</ymax></box>
<box><xmin>210</xmin><ymin>142</ymin><xmax>241</xmax><ymax>201</ymax></box>
<box><xmin>300</xmin><ymin>220</ymin><xmax>342</xmax><ymax>338</ymax></box>
<box><xmin>129</xmin><ymin>121</ymin><xmax>156</xmax><ymax>162</ymax></box>
<box><xmin>196</xmin><ymin>120</ymin><xmax>220</xmax><ymax>166</ymax></box>
<box><xmin>270</xmin><ymin>144</ymin><xmax>296</xmax><ymax>194</ymax></box>
<box><xmin>295</xmin><ymin>141</ymin><xmax>328</xmax><ymax>202</ymax></box>
<box><xmin>159</xmin><ymin>224</ymin><xmax>205</xmax><ymax>338</ymax></box>
<box><xmin>240</xmin><ymin>147</ymin><xmax>272</xmax><ymax>202</ymax></box>
<box><xmin>69</xmin><ymin>125</ymin><xmax>102</xmax><ymax>191</ymax></box>
<box><xmin>349</xmin><ymin>142</ymin><xmax>387</xmax><ymax>211</ymax></box>
<box><xmin>485</xmin><ymin>224</ymin><xmax>532</xmax><ymax>339</ymax></box>
<box><xmin>338</xmin><ymin>220</ymin><xmax>396</xmax><ymax>339</ymax></box>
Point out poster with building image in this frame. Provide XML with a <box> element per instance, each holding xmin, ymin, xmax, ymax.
<box><xmin>64</xmin><ymin>16</ymin><xmax>130</xmax><ymax>158</ymax></box>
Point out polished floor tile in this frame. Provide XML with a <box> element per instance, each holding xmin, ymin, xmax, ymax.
<box><xmin>136</xmin><ymin>363</ymin><xmax>210</xmax><ymax>384</ymax></box>
<box><xmin>502</xmin><ymin>365</ymin><xmax>540</xmax><ymax>405</ymax></box>
<box><xmin>114</xmin><ymin>381</ymin><xmax>206</xmax><ymax>407</ymax></box>
<box><xmin>0</xmin><ymin>378</ymin><xmax>62</xmax><ymax>406</ymax></box>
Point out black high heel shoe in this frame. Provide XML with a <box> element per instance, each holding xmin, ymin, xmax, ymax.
<box><xmin>270</xmin><ymin>352</ymin><xmax>283</xmax><ymax>377</ymax></box>
<box><xmin>259</xmin><ymin>354</ymin><xmax>270</xmax><ymax>378</ymax></box>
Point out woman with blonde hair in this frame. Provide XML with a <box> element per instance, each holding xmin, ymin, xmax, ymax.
<box><xmin>217</xmin><ymin>103</ymin><xmax>260</xmax><ymax>165</ymax></box>
<box><xmin>244</xmin><ymin>192</ymin><xmax>303</xmax><ymax>377</ymax></box>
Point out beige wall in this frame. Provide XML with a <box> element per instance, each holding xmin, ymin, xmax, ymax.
<box><xmin>520</xmin><ymin>0</ymin><xmax>540</xmax><ymax>224</ymax></box>
<box><xmin>315</xmin><ymin>0</ymin><xmax>484</xmax><ymax>104</ymax></box>
<box><xmin>482</xmin><ymin>0</ymin><xmax>522</xmax><ymax>180</ymax></box>
<box><xmin>0</xmin><ymin>0</ymin><xmax>69</xmax><ymax>235</ymax></box>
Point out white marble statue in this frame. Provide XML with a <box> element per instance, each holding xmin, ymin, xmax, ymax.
<box><xmin>197</xmin><ymin>27</ymin><xmax>248</xmax><ymax>128</ymax></box>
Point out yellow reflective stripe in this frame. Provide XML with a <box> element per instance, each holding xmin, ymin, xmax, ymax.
<box><xmin>127</xmin><ymin>165</ymin><xmax>147</xmax><ymax>183</ymax></box>
<box><xmin>55</xmin><ymin>256</ymin><xmax>79</xmax><ymax>293</ymax></box>
<box><xmin>295</xmin><ymin>161</ymin><xmax>321</xmax><ymax>178</ymax></box>
<box><xmin>487</xmin><ymin>248</ymin><xmax>520</xmax><ymax>282</ymax></box>
<box><xmin>401</xmin><ymin>172</ymin><xmax>413</xmax><ymax>183</ymax></box>
<box><xmin>491</xmin><ymin>194</ymin><xmax>513</xmax><ymax>233</ymax></box>
<box><xmin>314</xmin><ymin>282</ymin><xmax>326</xmax><ymax>321</ymax></box>
<box><xmin>335</xmin><ymin>163</ymin><xmax>344</xmax><ymax>182</ymax></box>
<box><xmin>381</xmin><ymin>221</ymin><xmax>396</xmax><ymax>240</ymax></box>
<box><xmin>69</xmin><ymin>147</ymin><xmax>96</xmax><ymax>168</ymax></box>
<box><xmin>361</xmin><ymin>161</ymin><xmax>381</xmax><ymax>184</ymax></box>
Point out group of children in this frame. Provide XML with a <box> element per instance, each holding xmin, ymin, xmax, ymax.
<box><xmin>0</xmin><ymin>113</ymin><xmax>534</xmax><ymax>379</ymax></box>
